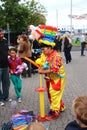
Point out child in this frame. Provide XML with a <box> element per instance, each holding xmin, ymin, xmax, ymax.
<box><xmin>8</xmin><ymin>47</ymin><xmax>23</xmax><ymax>103</ymax></box>
<box><xmin>65</xmin><ymin>96</ymin><xmax>87</xmax><ymax>130</ymax></box>
<box><xmin>27</xmin><ymin>122</ymin><xmax>46</xmax><ymax>130</ymax></box>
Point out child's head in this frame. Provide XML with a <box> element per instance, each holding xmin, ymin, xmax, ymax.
<box><xmin>8</xmin><ymin>47</ymin><xmax>17</xmax><ymax>58</ymax></box>
<box><xmin>72</xmin><ymin>96</ymin><xmax>87</xmax><ymax>126</ymax></box>
<box><xmin>27</xmin><ymin>122</ymin><xmax>46</xmax><ymax>130</ymax></box>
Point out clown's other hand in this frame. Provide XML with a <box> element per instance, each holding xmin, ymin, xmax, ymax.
<box><xmin>38</xmin><ymin>68</ymin><xmax>43</xmax><ymax>74</ymax></box>
<box><xmin>38</xmin><ymin>68</ymin><xmax>51</xmax><ymax>74</ymax></box>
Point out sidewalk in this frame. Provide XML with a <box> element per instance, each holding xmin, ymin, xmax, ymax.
<box><xmin>0</xmin><ymin>51</ymin><xmax>87</xmax><ymax>130</ymax></box>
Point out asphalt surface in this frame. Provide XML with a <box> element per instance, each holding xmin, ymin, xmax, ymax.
<box><xmin>0</xmin><ymin>48</ymin><xmax>87</xmax><ymax>130</ymax></box>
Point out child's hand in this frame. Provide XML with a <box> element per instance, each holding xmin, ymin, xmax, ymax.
<box><xmin>20</xmin><ymin>69</ymin><xmax>24</xmax><ymax>73</ymax></box>
<box><xmin>10</xmin><ymin>70</ymin><xmax>13</xmax><ymax>74</ymax></box>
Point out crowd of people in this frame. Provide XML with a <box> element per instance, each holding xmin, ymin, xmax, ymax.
<box><xmin>0</xmin><ymin>26</ymin><xmax>67</xmax><ymax>117</ymax></box>
<box><xmin>0</xmin><ymin>25</ymin><xmax>87</xmax><ymax>129</ymax></box>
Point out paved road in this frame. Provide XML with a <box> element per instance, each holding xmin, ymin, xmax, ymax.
<box><xmin>0</xmin><ymin>50</ymin><xmax>87</xmax><ymax>130</ymax></box>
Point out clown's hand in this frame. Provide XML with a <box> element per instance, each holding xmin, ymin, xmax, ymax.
<box><xmin>56</xmin><ymin>73</ymin><xmax>64</xmax><ymax>78</ymax></box>
<box><xmin>38</xmin><ymin>68</ymin><xmax>43</xmax><ymax>74</ymax></box>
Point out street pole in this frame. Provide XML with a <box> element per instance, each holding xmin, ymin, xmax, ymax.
<box><xmin>7</xmin><ymin>23</ymin><xmax>10</xmax><ymax>46</ymax></box>
<box><xmin>70</xmin><ymin>0</ymin><xmax>72</xmax><ymax>35</ymax></box>
<box><xmin>56</xmin><ymin>9</ymin><xmax>58</xmax><ymax>29</ymax></box>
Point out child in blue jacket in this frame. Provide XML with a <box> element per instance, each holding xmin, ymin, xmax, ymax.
<box><xmin>65</xmin><ymin>96</ymin><xmax>87</xmax><ymax>130</ymax></box>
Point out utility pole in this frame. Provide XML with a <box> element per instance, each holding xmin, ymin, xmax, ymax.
<box><xmin>70</xmin><ymin>0</ymin><xmax>72</xmax><ymax>35</ymax></box>
<box><xmin>56</xmin><ymin>9</ymin><xmax>58</xmax><ymax>29</ymax></box>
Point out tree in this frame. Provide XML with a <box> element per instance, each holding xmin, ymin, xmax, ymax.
<box><xmin>0</xmin><ymin>0</ymin><xmax>47</xmax><ymax>32</ymax></box>
<box><xmin>24</xmin><ymin>0</ymin><xmax>47</xmax><ymax>26</ymax></box>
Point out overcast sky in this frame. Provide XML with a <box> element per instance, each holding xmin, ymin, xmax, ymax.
<box><xmin>35</xmin><ymin>0</ymin><xmax>87</xmax><ymax>29</ymax></box>
<box><xmin>1</xmin><ymin>0</ymin><xmax>87</xmax><ymax>29</ymax></box>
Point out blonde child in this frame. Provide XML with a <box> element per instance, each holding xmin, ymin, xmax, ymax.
<box><xmin>65</xmin><ymin>96</ymin><xmax>87</xmax><ymax>130</ymax></box>
<box><xmin>27</xmin><ymin>122</ymin><xmax>46</xmax><ymax>130</ymax></box>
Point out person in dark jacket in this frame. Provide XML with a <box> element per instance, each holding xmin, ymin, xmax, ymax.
<box><xmin>54</xmin><ymin>35</ymin><xmax>62</xmax><ymax>52</ymax></box>
<box><xmin>63</xmin><ymin>34</ymin><xmax>72</xmax><ymax>64</ymax></box>
<box><xmin>65</xmin><ymin>96</ymin><xmax>87</xmax><ymax>130</ymax></box>
<box><xmin>80</xmin><ymin>33</ymin><xmax>86</xmax><ymax>56</ymax></box>
<box><xmin>0</xmin><ymin>28</ymin><xmax>10</xmax><ymax>106</ymax></box>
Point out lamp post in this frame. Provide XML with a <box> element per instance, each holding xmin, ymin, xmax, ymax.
<box><xmin>7</xmin><ymin>23</ymin><xmax>10</xmax><ymax>45</ymax></box>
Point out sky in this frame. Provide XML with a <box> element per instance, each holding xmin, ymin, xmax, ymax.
<box><xmin>35</xmin><ymin>0</ymin><xmax>87</xmax><ymax>30</ymax></box>
<box><xmin>1</xmin><ymin>0</ymin><xmax>87</xmax><ymax>30</ymax></box>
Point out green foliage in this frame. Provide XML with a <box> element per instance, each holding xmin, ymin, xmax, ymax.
<box><xmin>24</xmin><ymin>0</ymin><xmax>47</xmax><ymax>26</ymax></box>
<box><xmin>0</xmin><ymin>0</ymin><xmax>47</xmax><ymax>32</ymax></box>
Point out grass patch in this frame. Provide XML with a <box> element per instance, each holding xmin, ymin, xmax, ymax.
<box><xmin>72</xmin><ymin>40</ymin><xmax>81</xmax><ymax>47</ymax></box>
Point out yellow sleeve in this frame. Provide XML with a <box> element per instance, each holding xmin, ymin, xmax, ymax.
<box><xmin>35</xmin><ymin>53</ymin><xmax>46</xmax><ymax>67</ymax></box>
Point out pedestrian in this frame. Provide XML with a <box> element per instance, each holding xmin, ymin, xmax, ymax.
<box><xmin>27</xmin><ymin>25</ymin><xmax>41</xmax><ymax>73</ymax></box>
<box><xmin>65</xmin><ymin>96</ymin><xmax>87</xmax><ymax>130</ymax></box>
<box><xmin>8</xmin><ymin>47</ymin><xmax>23</xmax><ymax>103</ymax></box>
<box><xmin>54</xmin><ymin>35</ymin><xmax>62</xmax><ymax>52</ymax></box>
<box><xmin>33</xmin><ymin>25</ymin><xmax>66</xmax><ymax>121</ymax></box>
<box><xmin>27</xmin><ymin>25</ymin><xmax>33</xmax><ymax>44</ymax></box>
<box><xmin>63</xmin><ymin>34</ymin><xmax>72</xmax><ymax>64</ymax></box>
<box><xmin>80</xmin><ymin>33</ymin><xmax>86</xmax><ymax>56</ymax></box>
<box><xmin>17</xmin><ymin>34</ymin><xmax>32</xmax><ymax>77</ymax></box>
<box><xmin>0</xmin><ymin>28</ymin><xmax>10</xmax><ymax>106</ymax></box>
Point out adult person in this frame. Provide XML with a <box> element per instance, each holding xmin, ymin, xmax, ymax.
<box><xmin>80</xmin><ymin>33</ymin><xmax>86</xmax><ymax>56</ymax></box>
<box><xmin>29</xmin><ymin>25</ymin><xmax>66</xmax><ymax>120</ymax></box>
<box><xmin>27</xmin><ymin>25</ymin><xmax>33</xmax><ymax>45</ymax></box>
<box><xmin>31</xmin><ymin>40</ymin><xmax>41</xmax><ymax>73</ymax></box>
<box><xmin>37</xmin><ymin>43</ymin><xmax>66</xmax><ymax>120</ymax></box>
<box><xmin>17</xmin><ymin>34</ymin><xmax>32</xmax><ymax>77</ymax></box>
<box><xmin>63</xmin><ymin>34</ymin><xmax>72</xmax><ymax>64</ymax></box>
<box><xmin>0</xmin><ymin>28</ymin><xmax>10</xmax><ymax>106</ymax></box>
<box><xmin>54</xmin><ymin>34</ymin><xmax>62</xmax><ymax>52</ymax></box>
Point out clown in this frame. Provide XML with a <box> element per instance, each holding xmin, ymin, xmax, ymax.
<box><xmin>30</xmin><ymin>25</ymin><xmax>66</xmax><ymax>120</ymax></box>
